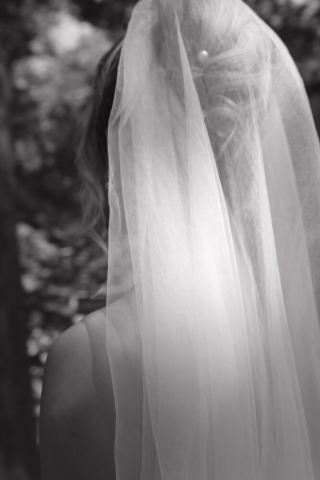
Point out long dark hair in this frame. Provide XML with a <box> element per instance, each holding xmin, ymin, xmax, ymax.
<box><xmin>77</xmin><ymin>38</ymin><xmax>123</xmax><ymax>249</ymax></box>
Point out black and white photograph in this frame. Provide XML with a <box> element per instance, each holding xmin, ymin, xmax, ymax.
<box><xmin>0</xmin><ymin>0</ymin><xmax>320</xmax><ymax>479</ymax></box>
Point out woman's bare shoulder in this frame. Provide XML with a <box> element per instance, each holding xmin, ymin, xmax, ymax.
<box><xmin>40</xmin><ymin>307</ymin><xmax>115</xmax><ymax>417</ymax></box>
<box><xmin>41</xmin><ymin>309</ymin><xmax>107</xmax><ymax>406</ymax></box>
<box><xmin>40</xmin><ymin>308</ymin><xmax>116</xmax><ymax>480</ymax></box>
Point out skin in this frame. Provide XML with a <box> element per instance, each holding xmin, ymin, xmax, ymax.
<box><xmin>39</xmin><ymin>292</ymin><xmax>320</xmax><ymax>480</ymax></box>
<box><xmin>39</xmin><ymin>308</ymin><xmax>117</xmax><ymax>480</ymax></box>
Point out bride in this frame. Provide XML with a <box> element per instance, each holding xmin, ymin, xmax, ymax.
<box><xmin>40</xmin><ymin>0</ymin><xmax>320</xmax><ymax>479</ymax></box>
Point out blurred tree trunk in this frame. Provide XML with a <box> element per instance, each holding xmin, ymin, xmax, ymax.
<box><xmin>308</xmin><ymin>83</ymin><xmax>320</xmax><ymax>138</ymax></box>
<box><xmin>0</xmin><ymin>49</ymin><xmax>40</xmax><ymax>480</ymax></box>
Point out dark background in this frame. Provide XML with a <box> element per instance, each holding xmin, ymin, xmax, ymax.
<box><xmin>0</xmin><ymin>0</ymin><xmax>319</xmax><ymax>478</ymax></box>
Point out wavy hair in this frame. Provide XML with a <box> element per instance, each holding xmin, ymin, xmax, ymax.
<box><xmin>76</xmin><ymin>38</ymin><xmax>123</xmax><ymax>249</ymax></box>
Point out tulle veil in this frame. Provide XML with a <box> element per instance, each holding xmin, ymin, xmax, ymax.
<box><xmin>105</xmin><ymin>0</ymin><xmax>320</xmax><ymax>478</ymax></box>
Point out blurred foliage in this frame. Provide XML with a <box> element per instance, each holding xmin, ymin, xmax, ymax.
<box><xmin>246</xmin><ymin>0</ymin><xmax>320</xmax><ymax>85</ymax></box>
<box><xmin>72</xmin><ymin>0</ymin><xmax>135</xmax><ymax>31</ymax></box>
<box><xmin>0</xmin><ymin>0</ymin><xmax>39</xmax><ymax>63</ymax></box>
<box><xmin>4</xmin><ymin>0</ymin><xmax>111</xmax><ymax>422</ymax></box>
<box><xmin>1</xmin><ymin>0</ymin><xmax>319</xmax><ymax>430</ymax></box>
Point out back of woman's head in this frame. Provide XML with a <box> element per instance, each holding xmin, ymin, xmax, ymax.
<box><xmin>77</xmin><ymin>2</ymin><xmax>271</xmax><ymax>251</ymax></box>
<box><xmin>77</xmin><ymin>39</ymin><xmax>123</xmax><ymax>248</ymax></box>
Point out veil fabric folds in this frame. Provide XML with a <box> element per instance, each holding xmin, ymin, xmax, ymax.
<box><xmin>105</xmin><ymin>0</ymin><xmax>320</xmax><ymax>479</ymax></box>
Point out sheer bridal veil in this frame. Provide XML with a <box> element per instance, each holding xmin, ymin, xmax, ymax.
<box><xmin>105</xmin><ymin>0</ymin><xmax>320</xmax><ymax>478</ymax></box>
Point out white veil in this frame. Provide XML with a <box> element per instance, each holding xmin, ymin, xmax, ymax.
<box><xmin>105</xmin><ymin>0</ymin><xmax>320</xmax><ymax>478</ymax></box>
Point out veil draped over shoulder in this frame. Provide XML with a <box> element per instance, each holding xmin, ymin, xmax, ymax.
<box><xmin>105</xmin><ymin>0</ymin><xmax>320</xmax><ymax>478</ymax></box>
